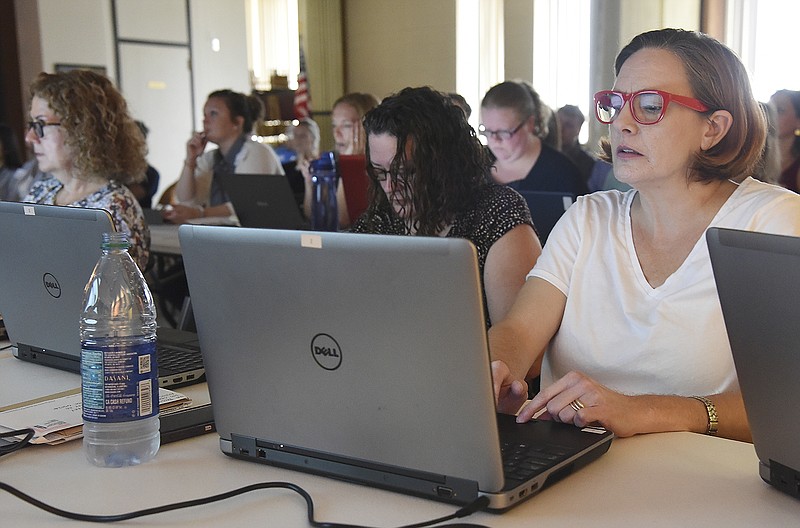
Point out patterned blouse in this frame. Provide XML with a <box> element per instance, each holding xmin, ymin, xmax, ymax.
<box><xmin>24</xmin><ymin>176</ymin><xmax>151</xmax><ymax>270</ymax></box>
<box><xmin>351</xmin><ymin>183</ymin><xmax>534</xmax><ymax>326</ymax></box>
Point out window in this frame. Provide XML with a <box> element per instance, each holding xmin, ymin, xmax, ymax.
<box><xmin>531</xmin><ymin>0</ymin><xmax>592</xmax><ymax>143</ymax></box>
<box><xmin>728</xmin><ymin>0</ymin><xmax>800</xmax><ymax>101</ymax></box>
<box><xmin>246</xmin><ymin>0</ymin><xmax>299</xmax><ymax>91</ymax></box>
<box><xmin>457</xmin><ymin>0</ymin><xmax>504</xmax><ymax>129</ymax></box>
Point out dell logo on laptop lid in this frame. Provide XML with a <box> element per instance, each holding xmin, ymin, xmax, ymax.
<box><xmin>311</xmin><ymin>333</ymin><xmax>342</xmax><ymax>370</ymax></box>
<box><xmin>43</xmin><ymin>273</ymin><xmax>62</xmax><ymax>298</ymax></box>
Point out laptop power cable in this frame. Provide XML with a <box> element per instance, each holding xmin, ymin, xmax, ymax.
<box><xmin>0</xmin><ymin>478</ymin><xmax>491</xmax><ymax>527</ymax></box>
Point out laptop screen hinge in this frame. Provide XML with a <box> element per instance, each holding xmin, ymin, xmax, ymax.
<box><xmin>230</xmin><ymin>434</ymin><xmax>480</xmax><ymax>504</ymax></box>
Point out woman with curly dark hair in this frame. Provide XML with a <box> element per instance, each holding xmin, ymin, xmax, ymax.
<box><xmin>23</xmin><ymin>69</ymin><xmax>150</xmax><ymax>269</ymax></box>
<box><xmin>351</xmin><ymin>86</ymin><xmax>541</xmax><ymax>326</ymax></box>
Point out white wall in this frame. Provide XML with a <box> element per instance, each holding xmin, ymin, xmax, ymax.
<box><xmin>190</xmin><ymin>0</ymin><xmax>251</xmax><ymax>126</ymax></box>
<box><xmin>37</xmin><ymin>0</ymin><xmax>116</xmax><ymax>79</ymax></box>
<box><xmin>33</xmin><ymin>0</ymin><xmax>252</xmax><ymax>202</ymax></box>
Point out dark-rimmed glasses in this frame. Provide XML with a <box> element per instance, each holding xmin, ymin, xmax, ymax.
<box><xmin>27</xmin><ymin>119</ymin><xmax>62</xmax><ymax>139</ymax></box>
<box><xmin>371</xmin><ymin>166</ymin><xmax>415</xmax><ymax>182</ymax></box>
<box><xmin>593</xmin><ymin>90</ymin><xmax>709</xmax><ymax>125</ymax></box>
<box><xmin>478</xmin><ymin>119</ymin><xmax>528</xmax><ymax>141</ymax></box>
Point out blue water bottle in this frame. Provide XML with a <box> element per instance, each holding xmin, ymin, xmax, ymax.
<box><xmin>310</xmin><ymin>151</ymin><xmax>339</xmax><ymax>231</ymax></box>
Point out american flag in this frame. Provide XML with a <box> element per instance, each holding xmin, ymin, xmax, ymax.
<box><xmin>294</xmin><ymin>40</ymin><xmax>311</xmax><ymax>119</ymax></box>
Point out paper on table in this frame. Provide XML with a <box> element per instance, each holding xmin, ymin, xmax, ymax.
<box><xmin>0</xmin><ymin>388</ymin><xmax>190</xmax><ymax>445</ymax></box>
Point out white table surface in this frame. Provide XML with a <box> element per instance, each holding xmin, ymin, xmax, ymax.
<box><xmin>2</xmin><ymin>344</ymin><xmax>799</xmax><ymax>527</ymax></box>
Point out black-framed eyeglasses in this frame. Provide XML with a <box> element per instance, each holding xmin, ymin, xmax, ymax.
<box><xmin>478</xmin><ymin>119</ymin><xmax>528</xmax><ymax>141</ymax></box>
<box><xmin>371</xmin><ymin>166</ymin><xmax>415</xmax><ymax>182</ymax></box>
<box><xmin>27</xmin><ymin>119</ymin><xmax>62</xmax><ymax>139</ymax></box>
<box><xmin>593</xmin><ymin>89</ymin><xmax>710</xmax><ymax>125</ymax></box>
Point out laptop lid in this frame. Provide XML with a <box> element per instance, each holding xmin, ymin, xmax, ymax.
<box><xmin>517</xmin><ymin>190</ymin><xmax>575</xmax><ymax>244</ymax></box>
<box><xmin>179</xmin><ymin>225</ymin><xmax>612</xmax><ymax>510</ymax></box>
<box><xmin>220</xmin><ymin>173</ymin><xmax>306</xmax><ymax>229</ymax></box>
<box><xmin>0</xmin><ymin>201</ymin><xmax>204</xmax><ymax>389</ymax></box>
<box><xmin>707</xmin><ymin>227</ymin><xmax>800</xmax><ymax>499</ymax></box>
<box><xmin>337</xmin><ymin>154</ymin><xmax>369</xmax><ymax>225</ymax></box>
<box><xmin>0</xmin><ymin>202</ymin><xmax>112</xmax><ymax>371</ymax></box>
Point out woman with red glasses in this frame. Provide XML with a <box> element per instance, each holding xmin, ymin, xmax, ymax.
<box><xmin>490</xmin><ymin>28</ymin><xmax>800</xmax><ymax>442</ymax></box>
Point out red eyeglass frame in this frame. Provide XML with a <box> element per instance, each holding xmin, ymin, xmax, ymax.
<box><xmin>594</xmin><ymin>89</ymin><xmax>710</xmax><ymax>125</ymax></box>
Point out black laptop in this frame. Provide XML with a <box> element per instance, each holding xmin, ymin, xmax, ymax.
<box><xmin>708</xmin><ymin>227</ymin><xmax>800</xmax><ymax>499</ymax></box>
<box><xmin>220</xmin><ymin>172</ymin><xmax>307</xmax><ymax>229</ymax></box>
<box><xmin>0</xmin><ymin>201</ymin><xmax>205</xmax><ymax>389</ymax></box>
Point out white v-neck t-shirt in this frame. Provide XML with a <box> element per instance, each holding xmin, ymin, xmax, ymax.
<box><xmin>530</xmin><ymin>177</ymin><xmax>800</xmax><ymax>396</ymax></box>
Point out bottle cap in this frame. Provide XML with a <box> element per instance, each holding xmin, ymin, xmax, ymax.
<box><xmin>101</xmin><ymin>232</ymin><xmax>131</xmax><ymax>250</ymax></box>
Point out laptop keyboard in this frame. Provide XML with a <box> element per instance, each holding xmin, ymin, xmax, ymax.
<box><xmin>156</xmin><ymin>342</ymin><xmax>204</xmax><ymax>374</ymax></box>
<box><xmin>501</xmin><ymin>439</ymin><xmax>574</xmax><ymax>484</ymax></box>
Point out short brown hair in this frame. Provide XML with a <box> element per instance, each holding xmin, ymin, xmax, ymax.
<box><xmin>600</xmin><ymin>29</ymin><xmax>766</xmax><ymax>183</ymax></box>
<box><xmin>30</xmin><ymin>70</ymin><xmax>146</xmax><ymax>184</ymax></box>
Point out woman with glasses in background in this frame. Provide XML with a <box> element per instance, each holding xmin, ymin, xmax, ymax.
<box><xmin>351</xmin><ymin>86</ymin><xmax>541</xmax><ymax>327</ymax></box>
<box><xmin>490</xmin><ymin>28</ymin><xmax>800</xmax><ymax>442</ymax></box>
<box><xmin>23</xmin><ymin>70</ymin><xmax>150</xmax><ymax>270</ymax></box>
<box><xmin>480</xmin><ymin>81</ymin><xmax>587</xmax><ymax>197</ymax></box>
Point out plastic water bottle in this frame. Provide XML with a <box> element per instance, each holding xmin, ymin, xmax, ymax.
<box><xmin>310</xmin><ymin>151</ymin><xmax>339</xmax><ymax>231</ymax></box>
<box><xmin>80</xmin><ymin>232</ymin><xmax>160</xmax><ymax>467</ymax></box>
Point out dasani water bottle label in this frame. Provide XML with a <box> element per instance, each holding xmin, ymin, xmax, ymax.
<box><xmin>81</xmin><ymin>340</ymin><xmax>158</xmax><ymax>422</ymax></box>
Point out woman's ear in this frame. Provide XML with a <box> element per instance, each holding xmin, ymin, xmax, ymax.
<box><xmin>700</xmin><ymin>110</ymin><xmax>733</xmax><ymax>151</ymax></box>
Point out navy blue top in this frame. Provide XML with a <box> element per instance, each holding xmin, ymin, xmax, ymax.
<box><xmin>504</xmin><ymin>143</ymin><xmax>588</xmax><ymax>196</ymax></box>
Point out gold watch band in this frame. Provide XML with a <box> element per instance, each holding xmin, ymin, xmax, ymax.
<box><xmin>691</xmin><ymin>396</ymin><xmax>718</xmax><ymax>436</ymax></box>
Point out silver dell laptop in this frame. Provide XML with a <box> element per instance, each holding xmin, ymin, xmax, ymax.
<box><xmin>708</xmin><ymin>227</ymin><xmax>800</xmax><ymax>499</ymax></box>
<box><xmin>0</xmin><ymin>201</ymin><xmax>204</xmax><ymax>389</ymax></box>
<box><xmin>179</xmin><ymin>225</ymin><xmax>612</xmax><ymax>511</ymax></box>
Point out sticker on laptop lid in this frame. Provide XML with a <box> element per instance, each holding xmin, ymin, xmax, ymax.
<box><xmin>301</xmin><ymin>234</ymin><xmax>322</xmax><ymax>249</ymax></box>
<box><xmin>23</xmin><ymin>205</ymin><xmax>36</xmax><ymax>216</ymax></box>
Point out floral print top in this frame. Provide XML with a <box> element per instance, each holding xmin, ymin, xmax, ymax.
<box><xmin>24</xmin><ymin>176</ymin><xmax>150</xmax><ymax>270</ymax></box>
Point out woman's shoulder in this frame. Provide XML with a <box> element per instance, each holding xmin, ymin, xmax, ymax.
<box><xmin>573</xmin><ymin>188</ymin><xmax>631</xmax><ymax>212</ymax></box>
<box><xmin>729</xmin><ymin>177</ymin><xmax>800</xmax><ymax>213</ymax></box>
<box><xmin>237</xmin><ymin>139</ymin><xmax>283</xmax><ymax>173</ymax></box>
<box><xmin>350</xmin><ymin>207</ymin><xmax>402</xmax><ymax>234</ymax></box>
<box><xmin>24</xmin><ymin>175</ymin><xmax>61</xmax><ymax>203</ymax></box>
<box><xmin>478</xmin><ymin>183</ymin><xmax>529</xmax><ymax>211</ymax></box>
<box><xmin>462</xmin><ymin>184</ymin><xmax>533</xmax><ymax>228</ymax></box>
<box><xmin>84</xmin><ymin>181</ymin><xmax>141</xmax><ymax>211</ymax></box>
<box><xmin>722</xmin><ymin>177</ymin><xmax>800</xmax><ymax>231</ymax></box>
<box><xmin>736</xmin><ymin>176</ymin><xmax>800</xmax><ymax>201</ymax></box>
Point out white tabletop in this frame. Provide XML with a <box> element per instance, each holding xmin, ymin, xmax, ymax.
<box><xmin>2</xmin><ymin>345</ymin><xmax>799</xmax><ymax>526</ymax></box>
